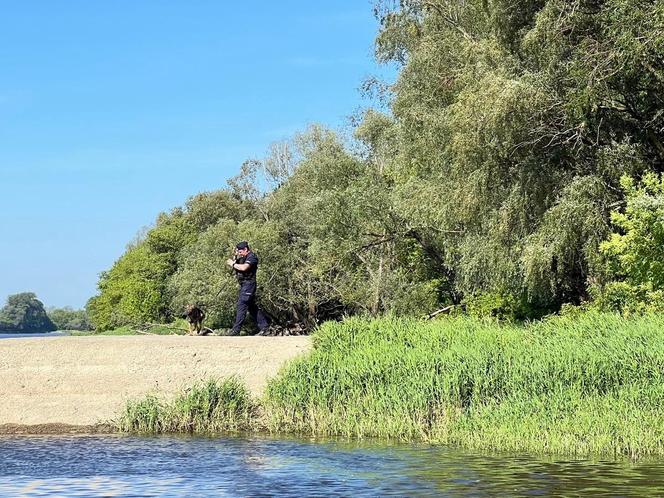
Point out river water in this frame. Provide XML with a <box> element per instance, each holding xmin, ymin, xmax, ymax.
<box><xmin>0</xmin><ymin>332</ymin><xmax>68</xmax><ymax>338</ymax></box>
<box><xmin>0</xmin><ymin>435</ymin><xmax>662</xmax><ymax>497</ymax></box>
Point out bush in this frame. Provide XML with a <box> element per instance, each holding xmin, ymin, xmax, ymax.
<box><xmin>594</xmin><ymin>174</ymin><xmax>664</xmax><ymax>313</ymax></box>
<box><xmin>462</xmin><ymin>292</ymin><xmax>548</xmax><ymax>321</ymax></box>
<box><xmin>47</xmin><ymin>307</ymin><xmax>92</xmax><ymax>331</ymax></box>
<box><xmin>588</xmin><ymin>281</ymin><xmax>664</xmax><ymax>315</ymax></box>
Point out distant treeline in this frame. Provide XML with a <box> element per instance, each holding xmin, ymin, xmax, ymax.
<box><xmin>0</xmin><ymin>292</ymin><xmax>90</xmax><ymax>332</ymax></box>
<box><xmin>87</xmin><ymin>0</ymin><xmax>664</xmax><ymax>331</ymax></box>
<box><xmin>46</xmin><ymin>306</ymin><xmax>92</xmax><ymax>331</ymax></box>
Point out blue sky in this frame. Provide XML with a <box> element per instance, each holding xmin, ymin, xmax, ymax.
<box><xmin>0</xmin><ymin>1</ymin><xmax>392</xmax><ymax>308</ymax></box>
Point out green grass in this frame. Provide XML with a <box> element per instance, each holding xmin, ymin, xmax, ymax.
<box><xmin>263</xmin><ymin>313</ymin><xmax>664</xmax><ymax>457</ymax></box>
<box><xmin>116</xmin><ymin>312</ymin><xmax>664</xmax><ymax>457</ymax></box>
<box><xmin>117</xmin><ymin>377</ymin><xmax>257</xmax><ymax>434</ymax></box>
<box><xmin>71</xmin><ymin>326</ymin><xmax>135</xmax><ymax>336</ymax></box>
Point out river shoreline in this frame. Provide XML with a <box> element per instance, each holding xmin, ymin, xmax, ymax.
<box><xmin>5</xmin><ymin>315</ymin><xmax>664</xmax><ymax>458</ymax></box>
<box><xmin>0</xmin><ymin>423</ymin><xmax>114</xmax><ymax>435</ymax></box>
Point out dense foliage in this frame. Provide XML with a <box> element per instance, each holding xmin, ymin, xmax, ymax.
<box><xmin>590</xmin><ymin>173</ymin><xmax>664</xmax><ymax>312</ymax></box>
<box><xmin>371</xmin><ymin>0</ymin><xmax>664</xmax><ymax>311</ymax></box>
<box><xmin>0</xmin><ymin>293</ymin><xmax>56</xmax><ymax>332</ymax></box>
<box><xmin>88</xmin><ymin>0</ymin><xmax>664</xmax><ymax>329</ymax></box>
<box><xmin>47</xmin><ymin>307</ymin><xmax>92</xmax><ymax>331</ymax></box>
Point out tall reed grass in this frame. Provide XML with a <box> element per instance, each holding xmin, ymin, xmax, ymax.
<box><xmin>264</xmin><ymin>313</ymin><xmax>664</xmax><ymax>456</ymax></box>
<box><xmin>117</xmin><ymin>377</ymin><xmax>256</xmax><ymax>434</ymax></box>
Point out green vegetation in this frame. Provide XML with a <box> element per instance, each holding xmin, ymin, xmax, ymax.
<box><xmin>70</xmin><ymin>0</ymin><xmax>664</xmax><ymax>457</ymax></box>
<box><xmin>369</xmin><ymin>0</ymin><xmax>664</xmax><ymax>313</ymax></box>
<box><xmin>117</xmin><ymin>378</ymin><xmax>256</xmax><ymax>434</ymax></box>
<box><xmin>47</xmin><ymin>307</ymin><xmax>92</xmax><ymax>331</ymax></box>
<box><xmin>118</xmin><ymin>314</ymin><xmax>664</xmax><ymax>457</ymax></box>
<box><xmin>70</xmin><ymin>319</ymin><xmax>191</xmax><ymax>336</ymax></box>
<box><xmin>267</xmin><ymin>314</ymin><xmax>664</xmax><ymax>456</ymax></box>
<box><xmin>591</xmin><ymin>174</ymin><xmax>664</xmax><ymax>313</ymax></box>
<box><xmin>0</xmin><ymin>293</ymin><xmax>56</xmax><ymax>332</ymax></box>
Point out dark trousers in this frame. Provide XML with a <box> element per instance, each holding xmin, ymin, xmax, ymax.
<box><xmin>231</xmin><ymin>281</ymin><xmax>269</xmax><ymax>334</ymax></box>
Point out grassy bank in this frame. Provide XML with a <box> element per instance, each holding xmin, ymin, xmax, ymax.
<box><xmin>118</xmin><ymin>313</ymin><xmax>664</xmax><ymax>457</ymax></box>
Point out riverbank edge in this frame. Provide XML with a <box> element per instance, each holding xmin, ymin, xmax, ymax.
<box><xmin>6</xmin><ymin>315</ymin><xmax>664</xmax><ymax>459</ymax></box>
<box><xmin>113</xmin><ymin>314</ymin><xmax>662</xmax><ymax>459</ymax></box>
<box><xmin>0</xmin><ymin>423</ymin><xmax>115</xmax><ymax>435</ymax></box>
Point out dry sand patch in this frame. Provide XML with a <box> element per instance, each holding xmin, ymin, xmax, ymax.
<box><xmin>0</xmin><ymin>335</ymin><xmax>311</xmax><ymax>432</ymax></box>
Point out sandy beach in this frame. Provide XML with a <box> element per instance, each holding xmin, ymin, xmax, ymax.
<box><xmin>0</xmin><ymin>335</ymin><xmax>311</xmax><ymax>433</ymax></box>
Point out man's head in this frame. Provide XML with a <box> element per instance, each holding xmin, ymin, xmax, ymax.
<box><xmin>235</xmin><ymin>241</ymin><xmax>250</xmax><ymax>258</ymax></box>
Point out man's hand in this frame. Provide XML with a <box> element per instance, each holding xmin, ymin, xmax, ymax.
<box><xmin>226</xmin><ymin>258</ymin><xmax>235</xmax><ymax>268</ymax></box>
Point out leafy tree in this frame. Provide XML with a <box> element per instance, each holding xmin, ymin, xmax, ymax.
<box><xmin>168</xmin><ymin>219</ymin><xmax>290</xmax><ymax>328</ymax></box>
<box><xmin>591</xmin><ymin>174</ymin><xmax>664</xmax><ymax>312</ymax></box>
<box><xmin>369</xmin><ymin>0</ymin><xmax>664</xmax><ymax>311</ymax></box>
<box><xmin>0</xmin><ymin>293</ymin><xmax>56</xmax><ymax>332</ymax></box>
<box><xmin>602</xmin><ymin>174</ymin><xmax>664</xmax><ymax>289</ymax></box>
<box><xmin>47</xmin><ymin>307</ymin><xmax>92</xmax><ymax>331</ymax></box>
<box><xmin>87</xmin><ymin>243</ymin><xmax>176</xmax><ymax>330</ymax></box>
<box><xmin>163</xmin><ymin>125</ymin><xmax>444</xmax><ymax>330</ymax></box>
<box><xmin>87</xmin><ymin>191</ymin><xmax>247</xmax><ymax>330</ymax></box>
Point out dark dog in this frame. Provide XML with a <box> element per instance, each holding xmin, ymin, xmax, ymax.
<box><xmin>184</xmin><ymin>304</ymin><xmax>206</xmax><ymax>336</ymax></box>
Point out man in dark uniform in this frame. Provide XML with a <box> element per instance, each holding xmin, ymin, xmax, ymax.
<box><xmin>226</xmin><ymin>241</ymin><xmax>269</xmax><ymax>336</ymax></box>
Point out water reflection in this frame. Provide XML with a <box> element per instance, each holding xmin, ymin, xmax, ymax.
<box><xmin>0</xmin><ymin>435</ymin><xmax>661</xmax><ymax>497</ymax></box>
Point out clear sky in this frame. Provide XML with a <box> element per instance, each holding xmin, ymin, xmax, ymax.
<box><xmin>0</xmin><ymin>1</ymin><xmax>391</xmax><ymax>308</ymax></box>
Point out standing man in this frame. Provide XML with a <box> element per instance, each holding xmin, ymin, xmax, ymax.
<box><xmin>226</xmin><ymin>241</ymin><xmax>269</xmax><ymax>336</ymax></box>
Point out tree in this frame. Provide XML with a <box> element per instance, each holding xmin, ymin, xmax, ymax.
<box><xmin>0</xmin><ymin>293</ymin><xmax>56</xmax><ymax>332</ymax></box>
<box><xmin>87</xmin><ymin>191</ymin><xmax>247</xmax><ymax>331</ymax></box>
<box><xmin>589</xmin><ymin>173</ymin><xmax>664</xmax><ymax>312</ymax></box>
<box><xmin>369</xmin><ymin>0</ymin><xmax>664</xmax><ymax>311</ymax></box>
<box><xmin>47</xmin><ymin>307</ymin><xmax>92</xmax><ymax>331</ymax></box>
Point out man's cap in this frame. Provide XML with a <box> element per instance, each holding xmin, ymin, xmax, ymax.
<box><xmin>236</xmin><ymin>241</ymin><xmax>249</xmax><ymax>250</ymax></box>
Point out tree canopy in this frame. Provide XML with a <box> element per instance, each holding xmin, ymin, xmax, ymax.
<box><xmin>0</xmin><ymin>293</ymin><xmax>56</xmax><ymax>332</ymax></box>
<box><xmin>47</xmin><ymin>307</ymin><xmax>92</xmax><ymax>331</ymax></box>
<box><xmin>87</xmin><ymin>0</ymin><xmax>664</xmax><ymax>330</ymax></box>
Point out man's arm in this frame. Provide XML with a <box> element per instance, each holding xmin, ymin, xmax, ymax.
<box><xmin>225</xmin><ymin>258</ymin><xmax>252</xmax><ymax>272</ymax></box>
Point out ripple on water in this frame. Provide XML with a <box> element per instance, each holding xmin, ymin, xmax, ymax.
<box><xmin>0</xmin><ymin>435</ymin><xmax>662</xmax><ymax>497</ymax></box>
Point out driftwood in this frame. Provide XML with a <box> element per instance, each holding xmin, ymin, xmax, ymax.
<box><xmin>130</xmin><ymin>322</ymin><xmax>188</xmax><ymax>336</ymax></box>
<box><xmin>427</xmin><ymin>304</ymin><xmax>465</xmax><ymax>320</ymax></box>
<box><xmin>133</xmin><ymin>321</ymin><xmax>308</xmax><ymax>337</ymax></box>
<box><xmin>199</xmin><ymin>327</ymin><xmax>215</xmax><ymax>336</ymax></box>
<box><xmin>134</xmin><ymin>329</ymin><xmax>158</xmax><ymax>336</ymax></box>
<box><xmin>142</xmin><ymin>322</ymin><xmax>188</xmax><ymax>332</ymax></box>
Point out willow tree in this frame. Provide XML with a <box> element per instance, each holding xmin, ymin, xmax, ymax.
<box><xmin>370</xmin><ymin>0</ymin><xmax>664</xmax><ymax>310</ymax></box>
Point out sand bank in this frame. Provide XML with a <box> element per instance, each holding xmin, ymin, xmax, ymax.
<box><xmin>0</xmin><ymin>335</ymin><xmax>311</xmax><ymax>433</ymax></box>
